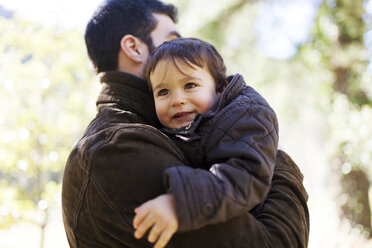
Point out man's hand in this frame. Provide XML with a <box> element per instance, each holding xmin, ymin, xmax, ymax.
<box><xmin>133</xmin><ymin>194</ymin><xmax>178</xmax><ymax>248</ymax></box>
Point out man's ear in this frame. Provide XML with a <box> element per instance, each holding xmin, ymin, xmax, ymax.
<box><xmin>120</xmin><ymin>34</ymin><xmax>148</xmax><ymax>63</ymax></box>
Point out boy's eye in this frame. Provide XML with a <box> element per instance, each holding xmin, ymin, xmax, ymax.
<box><xmin>185</xmin><ymin>82</ymin><xmax>196</xmax><ymax>89</ymax></box>
<box><xmin>158</xmin><ymin>89</ymin><xmax>170</xmax><ymax>96</ymax></box>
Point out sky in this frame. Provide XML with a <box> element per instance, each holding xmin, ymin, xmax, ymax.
<box><xmin>0</xmin><ymin>0</ymin><xmax>371</xmax><ymax>60</ymax></box>
<box><xmin>0</xmin><ymin>0</ymin><xmax>316</xmax><ymax>60</ymax></box>
<box><xmin>0</xmin><ymin>0</ymin><xmax>104</xmax><ymax>29</ymax></box>
<box><xmin>256</xmin><ymin>0</ymin><xmax>320</xmax><ymax>59</ymax></box>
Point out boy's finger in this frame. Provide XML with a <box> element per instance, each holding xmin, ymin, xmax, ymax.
<box><xmin>147</xmin><ymin>224</ymin><xmax>162</xmax><ymax>243</ymax></box>
<box><xmin>133</xmin><ymin>209</ymin><xmax>146</xmax><ymax>229</ymax></box>
<box><xmin>153</xmin><ymin>230</ymin><xmax>173</xmax><ymax>248</ymax></box>
<box><xmin>134</xmin><ymin>214</ymin><xmax>154</xmax><ymax>239</ymax></box>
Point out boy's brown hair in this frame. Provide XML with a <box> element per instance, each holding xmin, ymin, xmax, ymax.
<box><xmin>145</xmin><ymin>38</ymin><xmax>228</xmax><ymax>93</ymax></box>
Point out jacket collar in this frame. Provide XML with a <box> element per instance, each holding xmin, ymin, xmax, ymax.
<box><xmin>96</xmin><ymin>71</ymin><xmax>160</xmax><ymax>126</ymax></box>
<box><xmin>211</xmin><ymin>74</ymin><xmax>245</xmax><ymax>112</ymax></box>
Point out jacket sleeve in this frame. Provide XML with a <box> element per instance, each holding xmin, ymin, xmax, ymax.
<box><xmin>170</xmin><ymin>150</ymin><xmax>309</xmax><ymax>248</ymax></box>
<box><xmin>164</xmin><ymin>100</ymin><xmax>279</xmax><ymax>232</ymax></box>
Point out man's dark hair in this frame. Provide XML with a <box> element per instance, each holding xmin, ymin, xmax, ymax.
<box><xmin>85</xmin><ymin>0</ymin><xmax>177</xmax><ymax>73</ymax></box>
<box><xmin>145</xmin><ymin>38</ymin><xmax>228</xmax><ymax>93</ymax></box>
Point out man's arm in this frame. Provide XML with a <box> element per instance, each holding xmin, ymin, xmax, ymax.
<box><xmin>63</xmin><ymin>123</ymin><xmax>188</xmax><ymax>248</ymax></box>
<box><xmin>92</xmin><ymin>126</ymin><xmax>309</xmax><ymax>247</ymax></box>
<box><xmin>64</xmin><ymin>122</ymin><xmax>308</xmax><ymax>247</ymax></box>
<box><xmin>169</xmin><ymin>149</ymin><xmax>309</xmax><ymax>248</ymax></box>
<box><xmin>251</xmin><ymin>149</ymin><xmax>310</xmax><ymax>246</ymax></box>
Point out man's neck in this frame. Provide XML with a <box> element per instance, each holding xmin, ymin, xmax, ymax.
<box><xmin>117</xmin><ymin>51</ymin><xmax>145</xmax><ymax>79</ymax></box>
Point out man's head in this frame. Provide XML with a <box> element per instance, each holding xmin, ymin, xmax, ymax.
<box><xmin>85</xmin><ymin>0</ymin><xmax>180</xmax><ymax>76</ymax></box>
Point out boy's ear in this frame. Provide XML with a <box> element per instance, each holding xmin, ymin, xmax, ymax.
<box><xmin>120</xmin><ymin>34</ymin><xmax>148</xmax><ymax>63</ymax></box>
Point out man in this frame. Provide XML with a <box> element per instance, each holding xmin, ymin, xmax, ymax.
<box><xmin>62</xmin><ymin>0</ymin><xmax>310</xmax><ymax>247</ymax></box>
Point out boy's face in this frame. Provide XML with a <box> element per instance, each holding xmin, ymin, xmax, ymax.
<box><xmin>150</xmin><ymin>59</ymin><xmax>218</xmax><ymax>129</ymax></box>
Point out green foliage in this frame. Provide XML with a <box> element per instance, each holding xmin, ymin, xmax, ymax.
<box><xmin>0</xmin><ymin>16</ymin><xmax>99</xmax><ymax>228</ymax></box>
<box><xmin>297</xmin><ymin>0</ymin><xmax>372</xmax><ymax>235</ymax></box>
<box><xmin>329</xmin><ymin>94</ymin><xmax>372</xmax><ymax>174</ymax></box>
<box><xmin>310</xmin><ymin>0</ymin><xmax>371</xmax><ymax>104</ymax></box>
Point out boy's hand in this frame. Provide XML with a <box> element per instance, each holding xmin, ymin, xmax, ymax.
<box><xmin>133</xmin><ymin>194</ymin><xmax>178</xmax><ymax>248</ymax></box>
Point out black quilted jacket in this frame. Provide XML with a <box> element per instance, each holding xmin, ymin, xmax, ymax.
<box><xmin>163</xmin><ymin>74</ymin><xmax>279</xmax><ymax>231</ymax></box>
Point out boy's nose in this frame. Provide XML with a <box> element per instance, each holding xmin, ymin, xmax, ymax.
<box><xmin>171</xmin><ymin>92</ymin><xmax>186</xmax><ymax>106</ymax></box>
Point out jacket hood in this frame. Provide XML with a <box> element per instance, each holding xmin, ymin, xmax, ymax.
<box><xmin>211</xmin><ymin>74</ymin><xmax>245</xmax><ymax>112</ymax></box>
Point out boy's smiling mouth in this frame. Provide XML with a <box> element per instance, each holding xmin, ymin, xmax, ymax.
<box><xmin>172</xmin><ymin>111</ymin><xmax>195</xmax><ymax>118</ymax></box>
<box><xmin>172</xmin><ymin>111</ymin><xmax>196</xmax><ymax>122</ymax></box>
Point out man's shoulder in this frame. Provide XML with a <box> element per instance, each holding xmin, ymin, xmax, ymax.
<box><xmin>70</xmin><ymin>106</ymin><xmax>185</xmax><ymax>163</ymax></box>
<box><xmin>275</xmin><ymin>149</ymin><xmax>305</xmax><ymax>182</ymax></box>
<box><xmin>76</xmin><ymin>110</ymin><xmax>163</xmax><ymax>154</ymax></box>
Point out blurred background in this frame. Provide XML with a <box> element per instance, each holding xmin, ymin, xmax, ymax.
<box><xmin>0</xmin><ymin>0</ymin><xmax>371</xmax><ymax>247</ymax></box>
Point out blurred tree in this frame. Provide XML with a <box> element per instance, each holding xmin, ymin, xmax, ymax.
<box><xmin>0</xmin><ymin>16</ymin><xmax>98</xmax><ymax>247</ymax></box>
<box><xmin>196</xmin><ymin>0</ymin><xmax>253</xmax><ymax>46</ymax></box>
<box><xmin>1</xmin><ymin>0</ymin><xmax>371</xmax><ymax>246</ymax></box>
<box><xmin>298</xmin><ymin>0</ymin><xmax>372</xmax><ymax>237</ymax></box>
<box><xmin>175</xmin><ymin>0</ymin><xmax>372</xmax><ymax>239</ymax></box>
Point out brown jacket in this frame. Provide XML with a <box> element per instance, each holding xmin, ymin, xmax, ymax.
<box><xmin>62</xmin><ymin>71</ymin><xmax>309</xmax><ymax>247</ymax></box>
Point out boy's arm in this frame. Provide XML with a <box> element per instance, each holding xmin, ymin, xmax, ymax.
<box><xmin>133</xmin><ymin>194</ymin><xmax>178</xmax><ymax>248</ymax></box>
<box><xmin>164</xmin><ymin>101</ymin><xmax>278</xmax><ymax>232</ymax></box>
